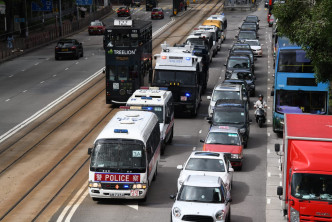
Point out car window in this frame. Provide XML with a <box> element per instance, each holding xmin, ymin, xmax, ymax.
<box><xmin>178</xmin><ymin>186</ymin><xmax>225</xmax><ymax>203</ymax></box>
<box><xmin>185</xmin><ymin>158</ymin><xmax>225</xmax><ymax>172</ymax></box>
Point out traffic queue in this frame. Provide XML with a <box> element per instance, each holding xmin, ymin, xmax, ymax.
<box><xmin>87</xmin><ymin>12</ymin><xmax>265</xmax><ymax>222</ymax></box>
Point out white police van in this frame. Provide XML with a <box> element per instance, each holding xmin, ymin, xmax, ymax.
<box><xmin>88</xmin><ymin>111</ymin><xmax>160</xmax><ymax>201</ymax></box>
<box><xmin>197</xmin><ymin>25</ymin><xmax>222</xmax><ymax>51</ymax></box>
<box><xmin>121</xmin><ymin>87</ymin><xmax>174</xmax><ymax>155</ymax></box>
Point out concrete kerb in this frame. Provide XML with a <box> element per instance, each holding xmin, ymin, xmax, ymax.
<box><xmin>0</xmin><ymin>10</ymin><xmax>115</xmax><ymax>64</ymax></box>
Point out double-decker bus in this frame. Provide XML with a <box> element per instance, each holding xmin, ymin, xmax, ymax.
<box><xmin>272</xmin><ymin>45</ymin><xmax>329</xmax><ymax>133</ymax></box>
<box><xmin>103</xmin><ymin>20</ymin><xmax>152</xmax><ymax>105</ymax></box>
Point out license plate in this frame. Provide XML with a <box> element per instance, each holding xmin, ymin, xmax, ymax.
<box><xmin>130</xmin><ymin>190</ymin><xmax>139</xmax><ymax>197</ymax></box>
<box><xmin>61</xmin><ymin>49</ymin><xmax>68</xmax><ymax>52</ymax></box>
<box><xmin>110</xmin><ymin>193</ymin><xmax>124</xmax><ymax>197</ymax></box>
<box><xmin>180</xmin><ymin>96</ymin><xmax>187</xmax><ymax>101</ymax></box>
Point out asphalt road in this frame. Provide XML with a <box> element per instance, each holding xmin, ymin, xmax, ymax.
<box><xmin>0</xmin><ymin>0</ymin><xmax>285</xmax><ymax>221</ymax></box>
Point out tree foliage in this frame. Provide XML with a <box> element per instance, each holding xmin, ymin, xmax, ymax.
<box><xmin>273</xmin><ymin>0</ymin><xmax>332</xmax><ymax>82</ymax></box>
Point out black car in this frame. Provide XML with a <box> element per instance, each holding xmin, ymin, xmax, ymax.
<box><xmin>229</xmin><ymin>49</ymin><xmax>255</xmax><ymax>68</ymax></box>
<box><xmin>224</xmin><ymin>55</ymin><xmax>254</xmax><ymax>77</ymax></box>
<box><xmin>117</xmin><ymin>6</ymin><xmax>131</xmax><ymax>17</ymax></box>
<box><xmin>239</xmin><ymin>22</ymin><xmax>258</xmax><ymax>33</ymax></box>
<box><xmin>244</xmin><ymin>15</ymin><xmax>260</xmax><ymax>29</ymax></box>
<box><xmin>55</xmin><ymin>39</ymin><xmax>83</xmax><ymax>60</ymax></box>
<box><xmin>226</xmin><ymin>69</ymin><xmax>256</xmax><ymax>96</ymax></box>
<box><xmin>209</xmin><ymin>99</ymin><xmax>251</xmax><ymax>148</ymax></box>
<box><xmin>236</xmin><ymin>30</ymin><xmax>258</xmax><ymax>42</ymax></box>
<box><xmin>265</xmin><ymin>0</ymin><xmax>269</xmax><ymax>8</ymax></box>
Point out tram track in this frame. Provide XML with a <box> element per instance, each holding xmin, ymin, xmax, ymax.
<box><xmin>0</xmin><ymin>1</ymin><xmax>226</xmax><ymax>221</ymax></box>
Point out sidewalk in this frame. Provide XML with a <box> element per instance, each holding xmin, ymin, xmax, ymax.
<box><xmin>0</xmin><ymin>6</ymin><xmax>113</xmax><ymax>63</ymax></box>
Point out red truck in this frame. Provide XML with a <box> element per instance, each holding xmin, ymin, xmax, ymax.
<box><xmin>275</xmin><ymin>114</ymin><xmax>332</xmax><ymax>221</ymax></box>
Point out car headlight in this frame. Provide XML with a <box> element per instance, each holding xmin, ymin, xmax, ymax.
<box><xmin>88</xmin><ymin>182</ymin><xmax>101</xmax><ymax>188</ymax></box>
<box><xmin>173</xmin><ymin>207</ymin><xmax>181</xmax><ymax>218</ymax></box>
<box><xmin>239</xmin><ymin>128</ymin><xmax>246</xmax><ymax>133</ymax></box>
<box><xmin>290</xmin><ymin>207</ymin><xmax>299</xmax><ymax>222</ymax></box>
<box><xmin>133</xmin><ymin>184</ymin><xmax>147</xmax><ymax>189</ymax></box>
<box><xmin>231</xmin><ymin>154</ymin><xmax>240</xmax><ymax>159</ymax></box>
<box><xmin>215</xmin><ymin>210</ymin><xmax>225</xmax><ymax>220</ymax></box>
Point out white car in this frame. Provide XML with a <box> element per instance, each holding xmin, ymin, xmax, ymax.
<box><xmin>171</xmin><ymin>175</ymin><xmax>231</xmax><ymax>222</ymax></box>
<box><xmin>244</xmin><ymin>39</ymin><xmax>262</xmax><ymax>57</ymax></box>
<box><xmin>176</xmin><ymin>151</ymin><xmax>233</xmax><ymax>191</ymax></box>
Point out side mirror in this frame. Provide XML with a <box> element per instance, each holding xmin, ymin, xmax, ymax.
<box><xmin>169</xmin><ymin>194</ymin><xmax>176</xmax><ymax>200</ymax></box>
<box><xmin>88</xmin><ymin>148</ymin><xmax>93</xmax><ymax>155</ymax></box>
<box><xmin>277</xmin><ymin>186</ymin><xmax>283</xmax><ymax>196</ymax></box>
<box><xmin>206</xmin><ymin>116</ymin><xmax>212</xmax><ymax>121</ymax></box>
<box><xmin>229</xmin><ymin>167</ymin><xmax>234</xmax><ymax>172</ymax></box>
<box><xmin>257</xmin><ymin>36</ymin><xmax>259</xmax><ymax>39</ymax></box>
<box><xmin>177</xmin><ymin>165</ymin><xmax>183</xmax><ymax>170</ymax></box>
<box><xmin>249</xmin><ymin>119</ymin><xmax>253</xmax><ymax>123</ymax></box>
<box><xmin>199</xmin><ymin>139</ymin><xmax>205</xmax><ymax>143</ymax></box>
<box><xmin>224</xmin><ymin>64</ymin><xmax>227</xmax><ymax>66</ymax></box>
<box><xmin>275</xmin><ymin>143</ymin><xmax>280</xmax><ymax>152</ymax></box>
<box><xmin>235</xmin><ymin>35</ymin><xmax>238</xmax><ymax>38</ymax></box>
<box><xmin>207</xmin><ymin>96</ymin><xmax>211</xmax><ymax>100</ymax></box>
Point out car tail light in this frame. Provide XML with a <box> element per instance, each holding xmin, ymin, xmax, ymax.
<box><xmin>126</xmin><ymin>10</ymin><xmax>128</xmax><ymax>12</ymax></box>
<box><xmin>71</xmin><ymin>46</ymin><xmax>76</xmax><ymax>49</ymax></box>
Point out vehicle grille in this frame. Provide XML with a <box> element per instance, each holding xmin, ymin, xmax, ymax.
<box><xmin>182</xmin><ymin>215</ymin><xmax>214</xmax><ymax>222</ymax></box>
<box><xmin>101</xmin><ymin>183</ymin><xmax>132</xmax><ymax>190</ymax></box>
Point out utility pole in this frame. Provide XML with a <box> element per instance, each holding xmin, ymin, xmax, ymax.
<box><xmin>59</xmin><ymin>0</ymin><xmax>62</xmax><ymax>36</ymax></box>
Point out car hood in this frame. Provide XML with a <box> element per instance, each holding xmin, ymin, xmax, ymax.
<box><xmin>204</xmin><ymin>144</ymin><xmax>242</xmax><ymax>154</ymax></box>
<box><xmin>173</xmin><ymin>201</ymin><xmax>226</xmax><ymax>218</ymax></box>
<box><xmin>178</xmin><ymin>170</ymin><xmax>229</xmax><ymax>186</ymax></box>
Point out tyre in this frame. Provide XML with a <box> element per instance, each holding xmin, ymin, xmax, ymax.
<box><xmin>167</xmin><ymin>127</ymin><xmax>174</xmax><ymax>144</ymax></box>
<box><xmin>258</xmin><ymin>119</ymin><xmax>263</xmax><ymax>128</ymax></box>
<box><xmin>55</xmin><ymin>55</ymin><xmax>59</xmax><ymax>60</ymax></box>
<box><xmin>160</xmin><ymin>140</ymin><xmax>166</xmax><ymax>155</ymax></box>
<box><xmin>81</xmin><ymin>50</ymin><xmax>84</xmax><ymax>57</ymax></box>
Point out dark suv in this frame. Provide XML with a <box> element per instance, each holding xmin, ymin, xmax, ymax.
<box><xmin>208</xmin><ymin>99</ymin><xmax>251</xmax><ymax>148</ymax></box>
<box><xmin>224</xmin><ymin>55</ymin><xmax>254</xmax><ymax>78</ymax></box>
<box><xmin>236</xmin><ymin>30</ymin><xmax>258</xmax><ymax>42</ymax></box>
<box><xmin>229</xmin><ymin>49</ymin><xmax>255</xmax><ymax>68</ymax></box>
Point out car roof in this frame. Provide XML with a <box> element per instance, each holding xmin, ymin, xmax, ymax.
<box><xmin>184</xmin><ymin>175</ymin><xmax>222</xmax><ymax>187</ymax></box>
<box><xmin>214</xmin><ymin>83</ymin><xmax>242</xmax><ymax>91</ymax></box>
<box><xmin>189</xmin><ymin>151</ymin><xmax>226</xmax><ymax>159</ymax></box>
<box><xmin>209</xmin><ymin>125</ymin><xmax>239</xmax><ymax>134</ymax></box>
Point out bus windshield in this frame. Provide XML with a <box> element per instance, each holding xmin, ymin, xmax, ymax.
<box><xmin>291</xmin><ymin>173</ymin><xmax>332</xmax><ymax>201</ymax></box>
<box><xmin>90</xmin><ymin>140</ymin><xmax>146</xmax><ymax>170</ymax></box>
<box><xmin>275</xmin><ymin>90</ymin><xmax>327</xmax><ymax>114</ymax></box>
<box><xmin>154</xmin><ymin>70</ymin><xmax>196</xmax><ymax>85</ymax></box>
<box><xmin>277</xmin><ymin>49</ymin><xmax>314</xmax><ymax>73</ymax></box>
<box><xmin>107</xmin><ymin>64</ymin><xmax>139</xmax><ymax>81</ymax></box>
<box><xmin>213</xmin><ymin>109</ymin><xmax>245</xmax><ymax>124</ymax></box>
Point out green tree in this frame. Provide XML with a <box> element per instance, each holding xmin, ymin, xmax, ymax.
<box><xmin>273</xmin><ymin>0</ymin><xmax>332</xmax><ymax>82</ymax></box>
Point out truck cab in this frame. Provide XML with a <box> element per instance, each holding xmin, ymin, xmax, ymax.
<box><xmin>276</xmin><ymin>114</ymin><xmax>332</xmax><ymax>221</ymax></box>
<box><xmin>152</xmin><ymin>42</ymin><xmax>204</xmax><ymax>116</ymax></box>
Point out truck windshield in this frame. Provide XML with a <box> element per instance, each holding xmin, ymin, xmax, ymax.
<box><xmin>275</xmin><ymin>90</ymin><xmax>327</xmax><ymax>114</ymax></box>
<box><xmin>90</xmin><ymin>140</ymin><xmax>146</xmax><ymax>170</ymax></box>
<box><xmin>277</xmin><ymin>49</ymin><xmax>314</xmax><ymax>73</ymax></box>
<box><xmin>213</xmin><ymin>109</ymin><xmax>245</xmax><ymax>124</ymax></box>
<box><xmin>206</xmin><ymin>132</ymin><xmax>240</xmax><ymax>145</ymax></box>
<box><xmin>154</xmin><ymin>70</ymin><xmax>196</xmax><ymax>85</ymax></box>
<box><xmin>291</xmin><ymin>173</ymin><xmax>332</xmax><ymax>201</ymax></box>
<box><xmin>178</xmin><ymin>186</ymin><xmax>225</xmax><ymax>203</ymax></box>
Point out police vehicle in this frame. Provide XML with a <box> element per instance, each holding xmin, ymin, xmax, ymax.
<box><xmin>197</xmin><ymin>25</ymin><xmax>222</xmax><ymax>51</ymax></box>
<box><xmin>88</xmin><ymin>111</ymin><xmax>160</xmax><ymax>201</ymax></box>
<box><xmin>152</xmin><ymin>42</ymin><xmax>204</xmax><ymax>116</ymax></box>
<box><xmin>121</xmin><ymin>87</ymin><xmax>174</xmax><ymax>155</ymax></box>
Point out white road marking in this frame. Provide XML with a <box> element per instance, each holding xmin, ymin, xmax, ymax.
<box><xmin>199</xmin><ymin>130</ymin><xmax>202</xmax><ymax>134</ymax></box>
<box><xmin>53</xmin><ymin>75</ymin><xmax>57</xmax><ymax>77</ymax></box>
<box><xmin>40</xmin><ymin>81</ymin><xmax>44</xmax><ymax>84</ymax></box>
<box><xmin>23</xmin><ymin>90</ymin><xmax>27</xmax><ymax>93</ymax></box>
<box><xmin>267</xmin><ymin>198</ymin><xmax>271</xmax><ymax>204</ymax></box>
<box><xmin>127</xmin><ymin>204</ymin><xmax>139</xmax><ymax>211</ymax></box>
<box><xmin>64</xmin><ymin>190</ymin><xmax>89</xmax><ymax>222</ymax></box>
<box><xmin>34</xmin><ymin>63</ymin><xmax>39</xmax><ymax>65</ymax></box>
<box><xmin>267</xmin><ymin>149</ymin><xmax>270</xmax><ymax>154</ymax></box>
<box><xmin>268</xmin><ymin>78</ymin><xmax>270</xmax><ymax>81</ymax></box>
<box><xmin>5</xmin><ymin>99</ymin><xmax>10</xmax><ymax>102</ymax></box>
<box><xmin>267</xmin><ymin>133</ymin><xmax>270</xmax><ymax>137</ymax></box>
<box><xmin>21</xmin><ymin>69</ymin><xmax>25</xmax><ymax>71</ymax></box>
<box><xmin>193</xmin><ymin>147</ymin><xmax>196</xmax><ymax>151</ymax></box>
<box><xmin>268</xmin><ymin>172</ymin><xmax>271</xmax><ymax>177</ymax></box>
<box><xmin>268</xmin><ymin>119</ymin><xmax>271</xmax><ymax>123</ymax></box>
<box><xmin>65</xmin><ymin>68</ymin><xmax>69</xmax><ymax>70</ymax></box>
<box><xmin>0</xmin><ymin>67</ymin><xmax>104</xmax><ymax>143</ymax></box>
<box><xmin>76</xmin><ymin>62</ymin><xmax>79</xmax><ymax>64</ymax></box>
<box><xmin>9</xmin><ymin>75</ymin><xmax>13</xmax><ymax>77</ymax></box>
<box><xmin>56</xmin><ymin>181</ymin><xmax>88</xmax><ymax>222</ymax></box>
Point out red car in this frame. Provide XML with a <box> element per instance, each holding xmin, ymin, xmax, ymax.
<box><xmin>201</xmin><ymin>126</ymin><xmax>244</xmax><ymax>170</ymax></box>
<box><xmin>88</xmin><ymin>20</ymin><xmax>106</xmax><ymax>35</ymax></box>
<box><xmin>151</xmin><ymin>8</ymin><xmax>164</xmax><ymax>19</ymax></box>
<box><xmin>117</xmin><ymin>6</ymin><xmax>131</xmax><ymax>17</ymax></box>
